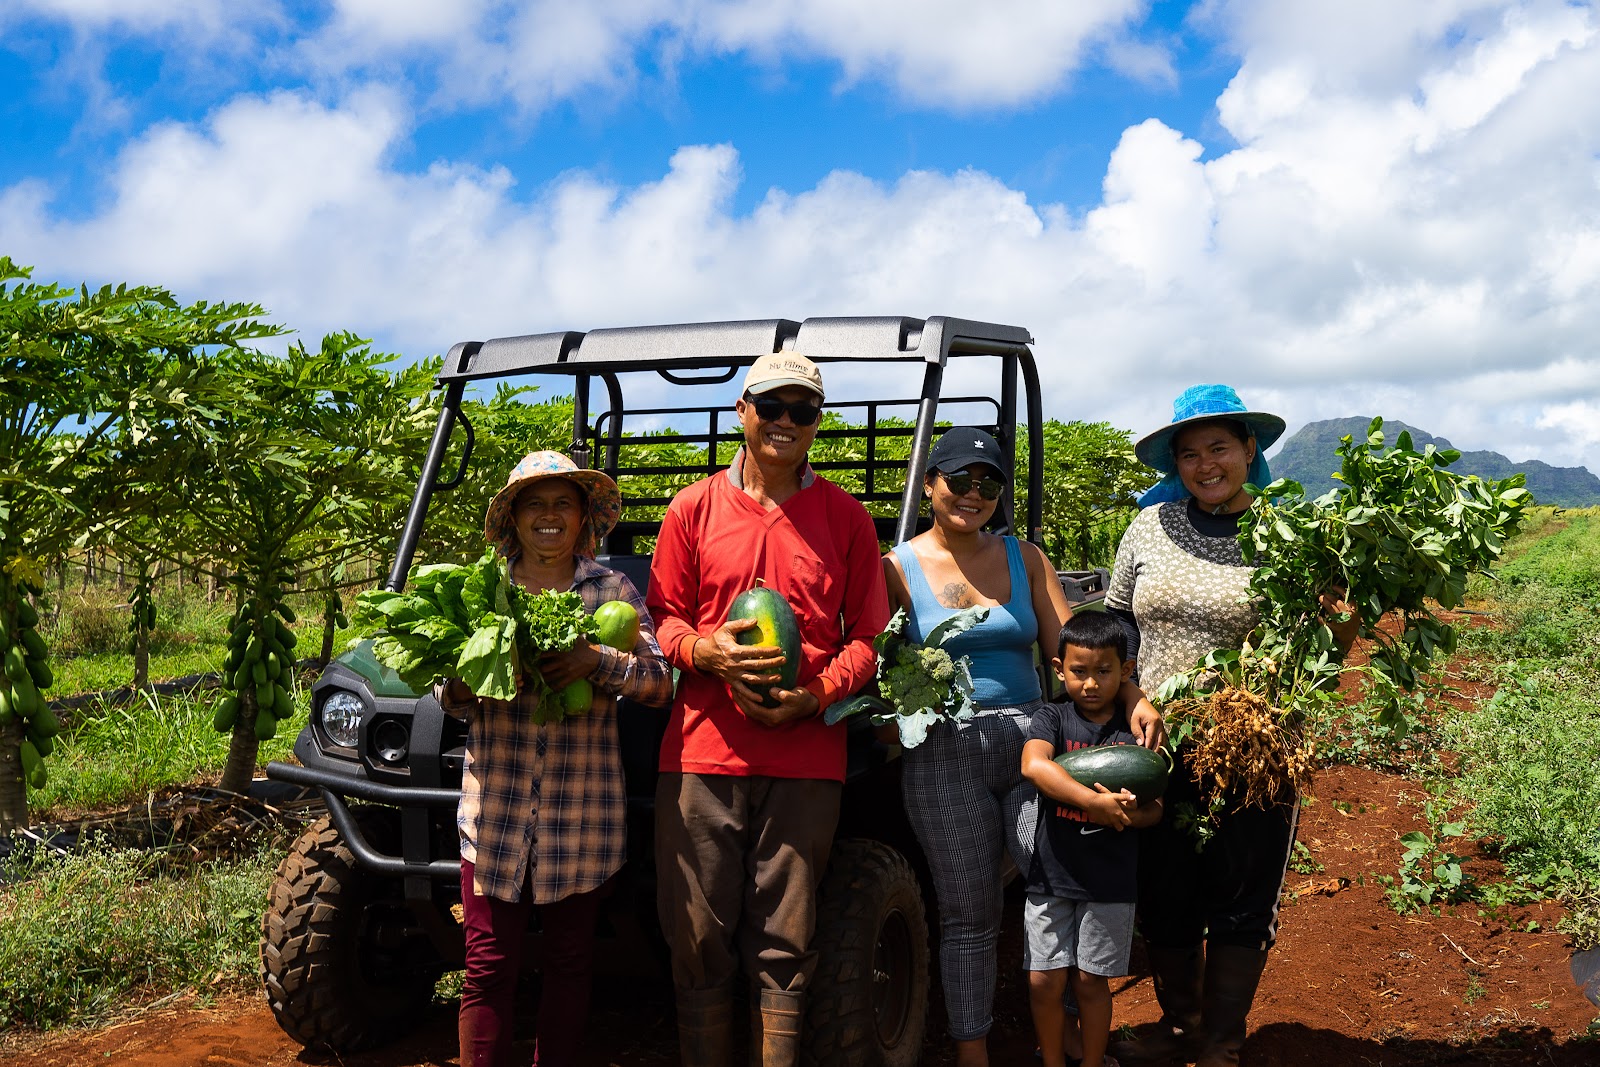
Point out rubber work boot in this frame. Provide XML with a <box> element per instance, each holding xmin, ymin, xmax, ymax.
<box><xmin>1110</xmin><ymin>943</ymin><xmax>1204</xmax><ymax>1062</ymax></box>
<box><xmin>1194</xmin><ymin>944</ymin><xmax>1269</xmax><ymax>1067</ymax></box>
<box><xmin>676</xmin><ymin>985</ymin><xmax>734</xmax><ymax>1067</ymax></box>
<box><xmin>752</xmin><ymin>988</ymin><xmax>804</xmax><ymax>1067</ymax></box>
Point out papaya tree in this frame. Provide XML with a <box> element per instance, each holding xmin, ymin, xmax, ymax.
<box><xmin>0</xmin><ymin>256</ymin><xmax>274</xmax><ymax>829</ymax></box>
<box><xmin>185</xmin><ymin>334</ymin><xmax>437</xmax><ymax>793</ymax></box>
<box><xmin>1029</xmin><ymin>420</ymin><xmax>1155</xmax><ymax>570</ymax></box>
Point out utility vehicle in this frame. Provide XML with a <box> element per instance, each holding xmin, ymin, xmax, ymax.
<box><xmin>261</xmin><ymin>315</ymin><xmax>1105</xmax><ymax>1065</ymax></box>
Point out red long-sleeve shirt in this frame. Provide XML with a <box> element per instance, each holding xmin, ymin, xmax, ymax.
<box><xmin>647</xmin><ymin>457</ymin><xmax>889</xmax><ymax>781</ymax></box>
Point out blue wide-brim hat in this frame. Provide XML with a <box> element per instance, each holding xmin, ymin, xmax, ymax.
<box><xmin>1134</xmin><ymin>384</ymin><xmax>1286</xmax><ymax>475</ymax></box>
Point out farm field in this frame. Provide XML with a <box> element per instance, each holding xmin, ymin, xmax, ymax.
<box><xmin>2</xmin><ymin>512</ymin><xmax>1599</xmax><ymax>1066</ymax></box>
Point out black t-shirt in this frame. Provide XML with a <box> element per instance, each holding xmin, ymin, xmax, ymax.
<box><xmin>1025</xmin><ymin>699</ymin><xmax>1141</xmax><ymax>902</ymax></box>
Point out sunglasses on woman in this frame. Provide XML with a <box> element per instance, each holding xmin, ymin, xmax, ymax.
<box><xmin>939</xmin><ymin>471</ymin><xmax>1006</xmax><ymax>500</ymax></box>
<box><xmin>743</xmin><ymin>392</ymin><xmax>823</xmax><ymax>427</ymax></box>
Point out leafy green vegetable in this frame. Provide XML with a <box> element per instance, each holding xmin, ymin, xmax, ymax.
<box><xmin>825</xmin><ymin>606</ymin><xmax>984</xmax><ymax>748</ymax></box>
<box><xmin>352</xmin><ymin>549</ymin><xmax>521</xmax><ymax>699</ymax></box>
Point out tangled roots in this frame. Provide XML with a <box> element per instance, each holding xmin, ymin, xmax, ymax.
<box><xmin>1187</xmin><ymin>686</ymin><xmax>1315</xmax><ymax>807</ymax></box>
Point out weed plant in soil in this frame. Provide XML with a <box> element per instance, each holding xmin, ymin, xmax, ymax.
<box><xmin>0</xmin><ymin>841</ymin><xmax>279</xmax><ymax>1030</ymax></box>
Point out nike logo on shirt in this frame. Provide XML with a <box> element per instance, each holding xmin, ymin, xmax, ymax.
<box><xmin>1080</xmin><ymin>826</ymin><xmax>1104</xmax><ymax>835</ymax></box>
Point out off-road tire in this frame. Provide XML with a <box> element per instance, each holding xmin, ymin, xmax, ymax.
<box><xmin>805</xmin><ymin>838</ymin><xmax>929</xmax><ymax>1067</ymax></box>
<box><xmin>260</xmin><ymin>809</ymin><xmax>444</xmax><ymax>1051</ymax></box>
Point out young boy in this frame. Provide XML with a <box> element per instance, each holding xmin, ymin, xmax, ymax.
<box><xmin>1020</xmin><ymin>612</ymin><xmax>1164</xmax><ymax>1067</ymax></box>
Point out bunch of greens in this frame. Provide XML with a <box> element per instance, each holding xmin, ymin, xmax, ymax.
<box><xmin>353</xmin><ymin>549</ymin><xmax>520</xmax><ymax>700</ymax></box>
<box><xmin>353</xmin><ymin>549</ymin><xmax>599</xmax><ymax>721</ymax></box>
<box><xmin>1157</xmin><ymin>418</ymin><xmax>1532</xmax><ymax>806</ymax></box>
<box><xmin>826</xmin><ymin>606</ymin><xmax>986</xmax><ymax>748</ymax></box>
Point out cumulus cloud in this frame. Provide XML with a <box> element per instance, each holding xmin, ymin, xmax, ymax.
<box><xmin>10</xmin><ymin>1</ymin><xmax>1158</xmax><ymax>112</ymax></box>
<box><xmin>3</xmin><ymin>2</ymin><xmax>1599</xmax><ymax>472</ymax></box>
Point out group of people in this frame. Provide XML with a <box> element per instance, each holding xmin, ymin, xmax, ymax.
<box><xmin>439</xmin><ymin>351</ymin><xmax>1305</xmax><ymax>1067</ymax></box>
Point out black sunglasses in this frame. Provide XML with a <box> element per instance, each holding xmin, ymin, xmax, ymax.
<box><xmin>939</xmin><ymin>471</ymin><xmax>1006</xmax><ymax>500</ymax></box>
<box><xmin>743</xmin><ymin>392</ymin><xmax>823</xmax><ymax>427</ymax></box>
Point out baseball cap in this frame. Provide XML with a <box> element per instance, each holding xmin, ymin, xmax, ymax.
<box><xmin>743</xmin><ymin>352</ymin><xmax>825</xmax><ymax>400</ymax></box>
<box><xmin>927</xmin><ymin>427</ymin><xmax>1011</xmax><ymax>478</ymax></box>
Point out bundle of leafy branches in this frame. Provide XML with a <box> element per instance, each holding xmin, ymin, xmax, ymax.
<box><xmin>825</xmin><ymin>605</ymin><xmax>986</xmax><ymax>748</ymax></box>
<box><xmin>1156</xmin><ymin>419</ymin><xmax>1532</xmax><ymax>810</ymax></box>
<box><xmin>353</xmin><ymin>548</ymin><xmax>598</xmax><ymax>722</ymax></box>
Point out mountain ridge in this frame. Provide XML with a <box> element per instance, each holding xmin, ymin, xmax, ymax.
<box><xmin>1268</xmin><ymin>417</ymin><xmax>1600</xmax><ymax>508</ymax></box>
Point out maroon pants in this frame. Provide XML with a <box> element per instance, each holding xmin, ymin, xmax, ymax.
<box><xmin>458</xmin><ymin>857</ymin><xmax>611</xmax><ymax>1067</ymax></box>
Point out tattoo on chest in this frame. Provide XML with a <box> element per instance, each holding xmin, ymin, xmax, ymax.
<box><xmin>937</xmin><ymin>582</ymin><xmax>976</xmax><ymax>608</ymax></box>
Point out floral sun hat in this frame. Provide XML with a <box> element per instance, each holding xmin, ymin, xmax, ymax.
<box><xmin>482</xmin><ymin>451</ymin><xmax>622</xmax><ymax>559</ymax></box>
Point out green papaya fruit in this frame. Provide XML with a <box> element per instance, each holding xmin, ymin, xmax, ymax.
<box><xmin>228</xmin><ymin>624</ymin><xmax>250</xmax><ymax>650</ymax></box>
<box><xmin>10</xmin><ymin>675</ymin><xmax>37</xmax><ymax>718</ymax></box>
<box><xmin>265</xmin><ymin>651</ymin><xmax>280</xmax><ymax>676</ymax></box>
<box><xmin>225</xmin><ymin>644</ymin><xmax>244</xmax><ymax>672</ymax></box>
<box><xmin>16</xmin><ymin>600</ymin><xmax>39</xmax><ymax>629</ymax></box>
<box><xmin>245</xmin><ymin>636</ymin><xmax>263</xmax><ymax>663</ymax></box>
<box><xmin>20</xmin><ymin>627</ymin><xmax>46</xmax><ymax>660</ymax></box>
<box><xmin>255</xmin><ymin>681</ymin><xmax>275</xmax><ymax>708</ymax></box>
<box><xmin>251</xmin><ymin>661</ymin><xmax>267</xmax><ymax>686</ymax></box>
<box><xmin>254</xmin><ymin>710</ymin><xmax>278</xmax><ymax>741</ymax></box>
<box><xmin>27</xmin><ymin>730</ymin><xmax>53</xmax><ymax>758</ymax></box>
<box><xmin>593</xmin><ymin>600</ymin><xmax>641</xmax><ymax>651</ymax></box>
<box><xmin>726</xmin><ymin>585</ymin><xmax>801</xmax><ymax>707</ymax></box>
<box><xmin>4</xmin><ymin>644</ymin><xmax>25</xmax><ymax>684</ymax></box>
<box><xmin>20</xmin><ymin>740</ymin><xmax>47</xmax><ymax>790</ymax></box>
<box><xmin>277</xmin><ymin>603</ymin><xmax>297</xmax><ymax>624</ymax></box>
<box><xmin>25</xmin><ymin>657</ymin><xmax>51</xmax><ymax>691</ymax></box>
<box><xmin>334</xmin><ymin>611</ymin><xmax>349</xmax><ymax>629</ymax></box>
<box><xmin>559</xmin><ymin>678</ymin><xmax>594</xmax><ymax>715</ymax></box>
<box><xmin>272</xmin><ymin>687</ymin><xmax>294</xmax><ymax>719</ymax></box>
<box><xmin>29</xmin><ymin>703</ymin><xmax>60</xmax><ymax>738</ymax></box>
<box><xmin>144</xmin><ymin>603</ymin><xmax>157</xmax><ymax>629</ymax></box>
<box><xmin>214</xmin><ymin>695</ymin><xmax>240</xmax><ymax>732</ymax></box>
<box><xmin>0</xmin><ymin>684</ymin><xmax>11</xmax><ymax>722</ymax></box>
<box><xmin>277</xmin><ymin>667</ymin><xmax>294</xmax><ymax>689</ymax></box>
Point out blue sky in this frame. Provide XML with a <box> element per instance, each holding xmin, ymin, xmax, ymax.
<box><xmin>4</xmin><ymin>1</ymin><xmax>1600</xmax><ymax>471</ymax></box>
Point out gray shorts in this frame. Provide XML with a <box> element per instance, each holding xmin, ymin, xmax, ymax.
<box><xmin>1022</xmin><ymin>893</ymin><xmax>1135</xmax><ymax>977</ymax></box>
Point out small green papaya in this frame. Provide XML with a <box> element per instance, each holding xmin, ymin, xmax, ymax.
<box><xmin>20</xmin><ymin>739</ymin><xmax>47</xmax><ymax>790</ymax></box>
<box><xmin>28</xmin><ymin>703</ymin><xmax>60</xmax><ymax>739</ymax></box>
<box><xmin>558</xmin><ymin>678</ymin><xmax>594</xmax><ymax>715</ymax></box>
<box><xmin>26</xmin><ymin>657</ymin><xmax>51</xmax><ymax>691</ymax></box>
<box><xmin>214</xmin><ymin>695</ymin><xmax>240</xmax><ymax>732</ymax></box>
<box><xmin>272</xmin><ymin>687</ymin><xmax>295</xmax><ymax>719</ymax></box>
<box><xmin>254</xmin><ymin>710</ymin><xmax>278</xmax><ymax>741</ymax></box>
<box><xmin>27</xmin><ymin>730</ymin><xmax>53</xmax><ymax>758</ymax></box>
<box><xmin>16</xmin><ymin>600</ymin><xmax>39</xmax><ymax>628</ymax></box>
<box><xmin>277</xmin><ymin>602</ymin><xmax>297</xmax><ymax>624</ymax></box>
<box><xmin>20</xmin><ymin>627</ymin><xmax>47</xmax><ymax>660</ymax></box>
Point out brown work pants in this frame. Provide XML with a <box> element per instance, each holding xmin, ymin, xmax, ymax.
<box><xmin>655</xmin><ymin>771</ymin><xmax>841</xmax><ymax>994</ymax></box>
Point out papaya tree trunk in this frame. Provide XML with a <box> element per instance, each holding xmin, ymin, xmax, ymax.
<box><xmin>133</xmin><ymin>630</ymin><xmax>149</xmax><ymax>688</ymax></box>
<box><xmin>319</xmin><ymin>608</ymin><xmax>337</xmax><ymax>668</ymax></box>
<box><xmin>219</xmin><ymin>690</ymin><xmax>262</xmax><ymax>795</ymax></box>
<box><xmin>0</xmin><ymin>718</ymin><xmax>27</xmax><ymax>833</ymax></box>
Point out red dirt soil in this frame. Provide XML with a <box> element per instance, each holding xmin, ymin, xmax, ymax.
<box><xmin>2</xmin><ymin>764</ymin><xmax>1594</xmax><ymax>1067</ymax></box>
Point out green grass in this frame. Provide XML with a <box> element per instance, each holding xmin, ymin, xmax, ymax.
<box><xmin>31</xmin><ymin>688</ymin><xmax>301</xmax><ymax>817</ymax></box>
<box><xmin>0</xmin><ymin>841</ymin><xmax>278</xmax><ymax>1030</ymax></box>
<box><xmin>1432</xmin><ymin>510</ymin><xmax>1600</xmax><ymax>942</ymax></box>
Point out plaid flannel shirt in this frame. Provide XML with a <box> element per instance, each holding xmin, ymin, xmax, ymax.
<box><xmin>438</xmin><ymin>556</ymin><xmax>672</xmax><ymax>904</ymax></box>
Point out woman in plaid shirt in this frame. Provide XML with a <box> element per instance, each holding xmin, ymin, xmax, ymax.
<box><xmin>438</xmin><ymin>451</ymin><xmax>672</xmax><ymax>1067</ymax></box>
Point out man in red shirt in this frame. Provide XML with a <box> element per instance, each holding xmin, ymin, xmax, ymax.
<box><xmin>648</xmin><ymin>352</ymin><xmax>890</xmax><ymax>1067</ymax></box>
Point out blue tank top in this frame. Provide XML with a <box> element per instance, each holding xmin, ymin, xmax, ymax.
<box><xmin>893</xmin><ymin>536</ymin><xmax>1042</xmax><ymax>708</ymax></box>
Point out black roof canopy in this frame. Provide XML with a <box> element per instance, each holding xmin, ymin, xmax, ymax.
<box><xmin>437</xmin><ymin>315</ymin><xmax>1034</xmax><ymax>383</ymax></box>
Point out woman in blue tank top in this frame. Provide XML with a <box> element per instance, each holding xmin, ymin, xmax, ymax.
<box><xmin>882</xmin><ymin>427</ymin><xmax>1162</xmax><ymax>1067</ymax></box>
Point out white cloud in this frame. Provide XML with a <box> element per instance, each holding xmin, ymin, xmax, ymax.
<box><xmin>8</xmin><ymin>1</ymin><xmax>1158</xmax><ymax>112</ymax></box>
<box><xmin>3</xmin><ymin>2</ymin><xmax>1600</xmax><ymax>474</ymax></box>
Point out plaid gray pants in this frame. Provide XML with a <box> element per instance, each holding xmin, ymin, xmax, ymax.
<box><xmin>902</xmin><ymin>701</ymin><xmax>1041</xmax><ymax>1041</ymax></box>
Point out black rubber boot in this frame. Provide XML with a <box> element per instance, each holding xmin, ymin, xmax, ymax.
<box><xmin>751</xmin><ymin>988</ymin><xmax>804</xmax><ymax>1067</ymax></box>
<box><xmin>1195</xmin><ymin>944</ymin><xmax>1269</xmax><ymax>1067</ymax></box>
<box><xmin>1111</xmin><ymin>942</ymin><xmax>1204</xmax><ymax>1062</ymax></box>
<box><xmin>676</xmin><ymin>984</ymin><xmax>734</xmax><ymax>1067</ymax></box>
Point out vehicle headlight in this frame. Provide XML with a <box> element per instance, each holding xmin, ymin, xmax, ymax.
<box><xmin>320</xmin><ymin>690</ymin><xmax>365</xmax><ymax>748</ymax></box>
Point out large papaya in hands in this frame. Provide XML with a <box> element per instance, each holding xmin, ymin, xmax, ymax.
<box><xmin>726</xmin><ymin>584</ymin><xmax>800</xmax><ymax>707</ymax></box>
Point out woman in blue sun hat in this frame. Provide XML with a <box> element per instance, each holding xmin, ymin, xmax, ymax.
<box><xmin>1102</xmin><ymin>385</ymin><xmax>1294</xmax><ymax>1067</ymax></box>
